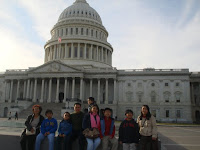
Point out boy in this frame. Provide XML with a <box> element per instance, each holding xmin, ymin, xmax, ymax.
<box><xmin>119</xmin><ymin>109</ymin><xmax>140</xmax><ymax>150</ymax></box>
<box><xmin>35</xmin><ymin>109</ymin><xmax>57</xmax><ymax>150</ymax></box>
<box><xmin>100</xmin><ymin>108</ymin><xmax>118</xmax><ymax>150</ymax></box>
<box><xmin>87</xmin><ymin>97</ymin><xmax>95</xmax><ymax>112</ymax></box>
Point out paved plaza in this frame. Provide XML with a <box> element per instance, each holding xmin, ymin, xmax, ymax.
<box><xmin>158</xmin><ymin>126</ymin><xmax>200</xmax><ymax>150</ymax></box>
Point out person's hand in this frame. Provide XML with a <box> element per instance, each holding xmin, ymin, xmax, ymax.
<box><xmin>119</xmin><ymin>141</ymin><xmax>122</xmax><ymax>145</ymax></box>
<box><xmin>44</xmin><ymin>132</ymin><xmax>48</xmax><ymax>136</ymax></box>
<box><xmin>47</xmin><ymin>132</ymin><xmax>50</xmax><ymax>135</ymax></box>
<box><xmin>59</xmin><ymin>134</ymin><xmax>62</xmax><ymax>137</ymax></box>
<box><xmin>152</xmin><ymin>137</ymin><xmax>157</xmax><ymax>141</ymax></box>
<box><xmin>31</xmin><ymin>128</ymin><xmax>35</xmax><ymax>133</ymax></box>
<box><xmin>62</xmin><ymin>134</ymin><xmax>65</xmax><ymax>137</ymax></box>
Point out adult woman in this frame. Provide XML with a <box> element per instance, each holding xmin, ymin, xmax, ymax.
<box><xmin>137</xmin><ymin>105</ymin><xmax>157</xmax><ymax>150</ymax></box>
<box><xmin>20</xmin><ymin>105</ymin><xmax>45</xmax><ymax>150</ymax></box>
<box><xmin>82</xmin><ymin>104</ymin><xmax>101</xmax><ymax>150</ymax></box>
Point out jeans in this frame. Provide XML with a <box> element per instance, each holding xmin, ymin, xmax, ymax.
<box><xmin>86</xmin><ymin>137</ymin><xmax>101</xmax><ymax>150</ymax></box>
<box><xmin>35</xmin><ymin>133</ymin><xmax>55</xmax><ymax>150</ymax></box>
<box><xmin>56</xmin><ymin>135</ymin><xmax>71</xmax><ymax>150</ymax></box>
<box><xmin>123</xmin><ymin>143</ymin><xmax>137</xmax><ymax>150</ymax></box>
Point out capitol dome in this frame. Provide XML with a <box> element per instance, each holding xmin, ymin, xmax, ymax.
<box><xmin>58</xmin><ymin>0</ymin><xmax>102</xmax><ymax>25</ymax></box>
<box><xmin>44</xmin><ymin>0</ymin><xmax>113</xmax><ymax>69</ymax></box>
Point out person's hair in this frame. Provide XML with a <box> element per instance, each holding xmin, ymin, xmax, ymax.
<box><xmin>125</xmin><ymin>109</ymin><xmax>133</xmax><ymax>115</ymax></box>
<box><xmin>32</xmin><ymin>104</ymin><xmax>42</xmax><ymax>115</ymax></box>
<box><xmin>45</xmin><ymin>109</ymin><xmax>53</xmax><ymax>115</ymax></box>
<box><xmin>74</xmin><ymin>103</ymin><xmax>81</xmax><ymax>107</ymax></box>
<box><xmin>104</xmin><ymin>108</ymin><xmax>112</xmax><ymax>113</ymax></box>
<box><xmin>88</xmin><ymin>97</ymin><xmax>95</xmax><ymax>102</ymax></box>
<box><xmin>139</xmin><ymin>105</ymin><xmax>151</xmax><ymax>120</ymax></box>
<box><xmin>64</xmin><ymin>112</ymin><xmax>70</xmax><ymax>118</ymax></box>
<box><xmin>90</xmin><ymin>104</ymin><xmax>99</xmax><ymax>115</ymax></box>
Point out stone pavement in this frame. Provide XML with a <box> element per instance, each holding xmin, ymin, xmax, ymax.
<box><xmin>158</xmin><ymin>125</ymin><xmax>200</xmax><ymax>150</ymax></box>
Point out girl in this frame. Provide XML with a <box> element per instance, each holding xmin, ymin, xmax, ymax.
<box><xmin>82</xmin><ymin>104</ymin><xmax>101</xmax><ymax>150</ymax></box>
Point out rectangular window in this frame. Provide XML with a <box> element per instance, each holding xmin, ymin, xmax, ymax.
<box><xmin>76</xmin><ymin>28</ymin><xmax>78</xmax><ymax>35</ymax></box>
<box><xmin>176</xmin><ymin>83</ymin><xmax>179</xmax><ymax>87</ymax></box>
<box><xmin>81</xmin><ymin>28</ymin><xmax>83</xmax><ymax>35</ymax></box>
<box><xmin>74</xmin><ymin>47</ymin><xmax>78</xmax><ymax>58</ymax></box>
<box><xmin>166</xmin><ymin>110</ymin><xmax>169</xmax><ymax>118</ymax></box>
<box><xmin>165</xmin><ymin>83</ymin><xmax>169</xmax><ymax>86</ymax></box>
<box><xmin>71</xmin><ymin>28</ymin><xmax>73</xmax><ymax>35</ymax></box>
<box><xmin>80</xmin><ymin>47</ymin><xmax>83</xmax><ymax>58</ymax></box>
<box><xmin>91</xmin><ymin>29</ymin><xmax>93</xmax><ymax>36</ymax></box>
<box><xmin>96</xmin><ymin>31</ymin><xmax>98</xmax><ymax>38</ymax></box>
<box><xmin>138</xmin><ymin>95</ymin><xmax>142</xmax><ymax>102</ymax></box>
<box><xmin>165</xmin><ymin>100</ymin><xmax>169</xmax><ymax>102</ymax></box>
<box><xmin>66</xmin><ymin>28</ymin><xmax>68</xmax><ymax>35</ymax></box>
<box><xmin>68</xmin><ymin>47</ymin><xmax>71</xmax><ymax>57</ymax></box>
<box><xmin>86</xmin><ymin>47</ymin><xmax>89</xmax><ymax>58</ymax></box>
<box><xmin>86</xmin><ymin>29</ymin><xmax>88</xmax><ymax>35</ymax></box>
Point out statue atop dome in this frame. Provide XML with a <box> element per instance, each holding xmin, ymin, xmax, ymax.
<box><xmin>74</xmin><ymin>0</ymin><xmax>87</xmax><ymax>3</ymax></box>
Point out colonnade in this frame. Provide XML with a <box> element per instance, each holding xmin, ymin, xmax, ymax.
<box><xmin>5</xmin><ymin>77</ymin><xmax>117</xmax><ymax>104</ymax></box>
<box><xmin>45</xmin><ymin>43</ymin><xmax>112</xmax><ymax>65</ymax></box>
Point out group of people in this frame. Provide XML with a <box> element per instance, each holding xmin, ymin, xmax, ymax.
<box><xmin>20</xmin><ymin>97</ymin><xmax>157</xmax><ymax>150</ymax></box>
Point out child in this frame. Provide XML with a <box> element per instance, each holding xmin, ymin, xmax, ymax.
<box><xmin>56</xmin><ymin>112</ymin><xmax>72</xmax><ymax>150</ymax></box>
<box><xmin>119</xmin><ymin>109</ymin><xmax>140</xmax><ymax>150</ymax></box>
<box><xmin>35</xmin><ymin>109</ymin><xmax>57</xmax><ymax>150</ymax></box>
<box><xmin>100</xmin><ymin>108</ymin><xmax>118</xmax><ymax>150</ymax></box>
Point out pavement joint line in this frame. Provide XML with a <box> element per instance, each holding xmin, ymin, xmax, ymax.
<box><xmin>163</xmin><ymin>144</ymin><xmax>200</xmax><ymax>146</ymax></box>
<box><xmin>173</xmin><ymin>127</ymin><xmax>200</xmax><ymax>133</ymax></box>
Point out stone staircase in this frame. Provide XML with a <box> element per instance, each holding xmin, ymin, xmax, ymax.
<box><xmin>19</xmin><ymin>102</ymin><xmax>65</xmax><ymax>120</ymax></box>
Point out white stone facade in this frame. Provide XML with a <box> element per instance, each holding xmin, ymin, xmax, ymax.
<box><xmin>0</xmin><ymin>0</ymin><xmax>199</xmax><ymax>123</ymax></box>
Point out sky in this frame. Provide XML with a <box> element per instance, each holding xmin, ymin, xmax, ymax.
<box><xmin>0</xmin><ymin>0</ymin><xmax>200</xmax><ymax>72</ymax></box>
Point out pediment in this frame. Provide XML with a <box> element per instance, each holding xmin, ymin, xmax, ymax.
<box><xmin>29</xmin><ymin>61</ymin><xmax>81</xmax><ymax>73</ymax></box>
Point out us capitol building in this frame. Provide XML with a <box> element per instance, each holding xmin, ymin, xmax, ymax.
<box><xmin>0</xmin><ymin>0</ymin><xmax>200</xmax><ymax>123</ymax></box>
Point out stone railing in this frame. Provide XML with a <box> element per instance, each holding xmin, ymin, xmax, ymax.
<box><xmin>118</xmin><ymin>68</ymin><xmax>189</xmax><ymax>73</ymax></box>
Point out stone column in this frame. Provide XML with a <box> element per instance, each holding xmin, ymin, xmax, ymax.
<box><xmin>29</xmin><ymin>80</ymin><xmax>33</xmax><ymax>100</ymax></box>
<box><xmin>84</xmin><ymin>43</ymin><xmax>87</xmax><ymax>59</ymax></box>
<box><xmin>64</xmin><ymin>78</ymin><xmax>68</xmax><ymax>102</ymax></box>
<box><xmin>80</xmin><ymin>78</ymin><xmax>83</xmax><ymax>100</ymax></box>
<box><xmin>96</xmin><ymin>46</ymin><xmax>99</xmax><ymax>61</ymax></box>
<box><xmin>101</xmin><ymin>48</ymin><xmax>104</xmax><ymax>62</ymax></box>
<box><xmin>97</xmin><ymin>79</ymin><xmax>101</xmax><ymax>104</ymax></box>
<box><xmin>72</xmin><ymin>78</ymin><xmax>75</xmax><ymax>99</ymax></box>
<box><xmin>9</xmin><ymin>80</ymin><xmax>13</xmax><ymax>103</ymax></box>
<box><xmin>105</xmin><ymin>79</ymin><xmax>108</xmax><ymax>104</ymax></box>
<box><xmin>47</xmin><ymin>78</ymin><xmax>52</xmax><ymax>103</ymax></box>
<box><xmin>54</xmin><ymin>45</ymin><xmax>56</xmax><ymax>59</ymax></box>
<box><xmin>105</xmin><ymin>49</ymin><xmax>108</xmax><ymax>63</ymax></box>
<box><xmin>71</xmin><ymin>43</ymin><xmax>74</xmax><ymax>58</ymax></box>
<box><xmin>90</xmin><ymin>79</ymin><xmax>93</xmax><ymax>96</ymax></box>
<box><xmin>65</xmin><ymin>43</ymin><xmax>68</xmax><ymax>58</ymax></box>
<box><xmin>90</xmin><ymin>44</ymin><xmax>93</xmax><ymax>60</ymax></box>
<box><xmin>33</xmin><ymin>78</ymin><xmax>37</xmax><ymax>102</ymax></box>
<box><xmin>16</xmin><ymin>80</ymin><xmax>20</xmax><ymax>102</ymax></box>
<box><xmin>5</xmin><ymin>80</ymin><xmax>8</xmax><ymax>101</ymax></box>
<box><xmin>56</xmin><ymin>78</ymin><xmax>60</xmax><ymax>103</ymax></box>
<box><xmin>26</xmin><ymin>79</ymin><xmax>30</xmax><ymax>99</ymax></box>
<box><xmin>191</xmin><ymin>83</ymin><xmax>194</xmax><ymax>104</ymax></box>
<box><xmin>23</xmin><ymin>80</ymin><xmax>26</xmax><ymax>99</ymax></box>
<box><xmin>78</xmin><ymin>43</ymin><xmax>80</xmax><ymax>59</ymax></box>
<box><xmin>113</xmin><ymin>79</ymin><xmax>117</xmax><ymax>104</ymax></box>
<box><xmin>40</xmin><ymin>79</ymin><xmax>44</xmax><ymax>103</ymax></box>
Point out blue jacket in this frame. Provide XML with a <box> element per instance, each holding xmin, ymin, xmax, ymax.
<box><xmin>41</xmin><ymin>118</ymin><xmax>57</xmax><ymax>134</ymax></box>
<box><xmin>100</xmin><ymin>117</ymin><xmax>114</xmax><ymax>136</ymax></box>
<box><xmin>58</xmin><ymin>120</ymin><xmax>72</xmax><ymax>136</ymax></box>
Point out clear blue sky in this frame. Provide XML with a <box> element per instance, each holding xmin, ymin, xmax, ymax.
<box><xmin>0</xmin><ymin>0</ymin><xmax>200</xmax><ymax>72</ymax></box>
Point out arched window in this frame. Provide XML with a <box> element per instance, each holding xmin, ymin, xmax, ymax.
<box><xmin>151</xmin><ymin>91</ymin><xmax>156</xmax><ymax>102</ymax></box>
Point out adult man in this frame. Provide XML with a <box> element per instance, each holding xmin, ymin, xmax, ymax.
<box><xmin>70</xmin><ymin>103</ymin><xmax>85</xmax><ymax>150</ymax></box>
<box><xmin>87</xmin><ymin>97</ymin><xmax>95</xmax><ymax>112</ymax></box>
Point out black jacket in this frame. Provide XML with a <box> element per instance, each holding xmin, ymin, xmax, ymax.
<box><xmin>25</xmin><ymin>114</ymin><xmax>45</xmax><ymax>135</ymax></box>
<box><xmin>82</xmin><ymin>113</ymin><xmax>91</xmax><ymax>130</ymax></box>
<box><xmin>119</xmin><ymin>119</ymin><xmax>140</xmax><ymax>143</ymax></box>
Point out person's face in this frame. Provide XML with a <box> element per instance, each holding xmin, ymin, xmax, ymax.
<box><xmin>91</xmin><ymin>106</ymin><xmax>98</xmax><ymax>114</ymax></box>
<box><xmin>104</xmin><ymin>110</ymin><xmax>111</xmax><ymax>118</ymax></box>
<box><xmin>87</xmin><ymin>99</ymin><xmax>93</xmax><ymax>105</ymax></box>
<box><xmin>74</xmin><ymin>104</ymin><xmax>81</xmax><ymax>113</ymax></box>
<box><xmin>126</xmin><ymin>112</ymin><xmax>133</xmax><ymax>120</ymax></box>
<box><xmin>46</xmin><ymin>112</ymin><xmax>53</xmax><ymax>119</ymax></box>
<box><xmin>33</xmin><ymin>107</ymin><xmax>40</xmax><ymax>115</ymax></box>
<box><xmin>63</xmin><ymin>113</ymin><xmax>70</xmax><ymax>120</ymax></box>
<box><xmin>142</xmin><ymin>106</ymin><xmax>148</xmax><ymax>116</ymax></box>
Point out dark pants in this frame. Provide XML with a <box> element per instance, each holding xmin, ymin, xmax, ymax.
<box><xmin>139</xmin><ymin>136</ymin><xmax>152</xmax><ymax>150</ymax></box>
<box><xmin>56</xmin><ymin>135</ymin><xmax>71</xmax><ymax>150</ymax></box>
<box><xmin>20</xmin><ymin>135</ymin><xmax>36</xmax><ymax>150</ymax></box>
<box><xmin>69</xmin><ymin>130</ymin><xmax>85</xmax><ymax>150</ymax></box>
